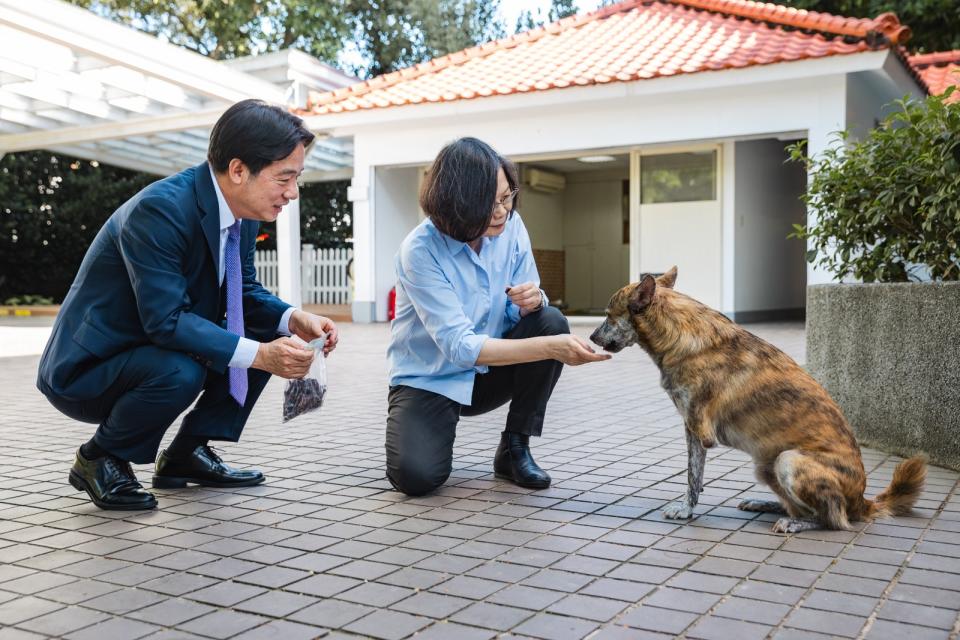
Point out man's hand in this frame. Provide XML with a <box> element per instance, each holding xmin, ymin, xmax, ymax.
<box><xmin>549</xmin><ymin>334</ymin><xmax>612</xmax><ymax>366</ymax></box>
<box><xmin>252</xmin><ymin>337</ymin><xmax>315</xmax><ymax>379</ymax></box>
<box><xmin>288</xmin><ymin>309</ymin><xmax>339</xmax><ymax>355</ymax></box>
<box><xmin>506</xmin><ymin>282</ymin><xmax>543</xmax><ymax>316</ymax></box>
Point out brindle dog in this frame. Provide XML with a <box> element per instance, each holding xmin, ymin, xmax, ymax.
<box><xmin>590</xmin><ymin>267</ymin><xmax>927</xmax><ymax>533</ymax></box>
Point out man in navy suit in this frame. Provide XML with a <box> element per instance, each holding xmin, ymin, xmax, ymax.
<box><xmin>37</xmin><ymin>99</ymin><xmax>338</xmax><ymax>510</ymax></box>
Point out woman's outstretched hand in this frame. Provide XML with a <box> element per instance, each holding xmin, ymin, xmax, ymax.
<box><xmin>550</xmin><ymin>334</ymin><xmax>612</xmax><ymax>366</ymax></box>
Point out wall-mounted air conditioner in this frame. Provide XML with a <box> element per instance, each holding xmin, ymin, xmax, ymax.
<box><xmin>524</xmin><ymin>167</ymin><xmax>566</xmax><ymax>193</ymax></box>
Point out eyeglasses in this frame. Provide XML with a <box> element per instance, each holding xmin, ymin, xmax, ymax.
<box><xmin>492</xmin><ymin>188</ymin><xmax>520</xmax><ymax>217</ymax></box>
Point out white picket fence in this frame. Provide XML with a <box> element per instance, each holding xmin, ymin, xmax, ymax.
<box><xmin>255</xmin><ymin>245</ymin><xmax>352</xmax><ymax>304</ymax></box>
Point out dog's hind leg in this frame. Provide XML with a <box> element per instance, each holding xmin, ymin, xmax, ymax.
<box><xmin>769</xmin><ymin>450</ymin><xmax>851</xmax><ymax>534</ymax></box>
<box><xmin>664</xmin><ymin>428</ymin><xmax>706</xmax><ymax>520</ymax></box>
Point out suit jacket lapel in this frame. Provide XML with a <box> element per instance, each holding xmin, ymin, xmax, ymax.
<box><xmin>194</xmin><ymin>162</ymin><xmax>221</xmax><ymax>286</ymax></box>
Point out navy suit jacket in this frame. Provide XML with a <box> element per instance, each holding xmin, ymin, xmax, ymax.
<box><xmin>37</xmin><ymin>162</ymin><xmax>290</xmax><ymax>401</ymax></box>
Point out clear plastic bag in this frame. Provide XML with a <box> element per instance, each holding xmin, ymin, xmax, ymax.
<box><xmin>282</xmin><ymin>336</ymin><xmax>327</xmax><ymax>422</ymax></box>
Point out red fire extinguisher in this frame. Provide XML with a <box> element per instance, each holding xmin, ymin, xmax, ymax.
<box><xmin>387</xmin><ymin>286</ymin><xmax>397</xmax><ymax>321</ymax></box>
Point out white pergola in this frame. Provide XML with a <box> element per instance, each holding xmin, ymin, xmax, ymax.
<box><xmin>0</xmin><ymin>0</ymin><xmax>357</xmax><ymax>305</ymax></box>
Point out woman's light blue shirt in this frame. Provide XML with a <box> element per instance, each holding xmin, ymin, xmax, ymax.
<box><xmin>387</xmin><ymin>213</ymin><xmax>541</xmax><ymax>405</ymax></box>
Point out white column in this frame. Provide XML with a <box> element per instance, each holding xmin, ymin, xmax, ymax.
<box><xmin>276</xmin><ymin>198</ymin><xmax>302</xmax><ymax>307</ymax></box>
<box><xmin>628</xmin><ymin>150</ymin><xmax>641</xmax><ymax>281</ymax></box>
<box><xmin>806</xmin><ymin>75</ymin><xmax>848</xmax><ymax>286</ymax></box>
<box><xmin>720</xmin><ymin>141</ymin><xmax>736</xmax><ymax>315</ymax></box>
<box><xmin>349</xmin><ymin>164</ymin><xmax>376</xmax><ymax>322</ymax></box>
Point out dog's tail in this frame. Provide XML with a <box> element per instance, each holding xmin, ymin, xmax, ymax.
<box><xmin>864</xmin><ymin>455</ymin><xmax>927</xmax><ymax>519</ymax></box>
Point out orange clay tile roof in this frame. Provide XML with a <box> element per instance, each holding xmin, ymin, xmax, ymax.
<box><xmin>909</xmin><ymin>50</ymin><xmax>960</xmax><ymax>102</ymax></box>
<box><xmin>303</xmin><ymin>0</ymin><xmax>912</xmax><ymax>115</ymax></box>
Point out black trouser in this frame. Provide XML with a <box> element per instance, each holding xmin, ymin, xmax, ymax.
<box><xmin>385</xmin><ymin>306</ymin><xmax>569</xmax><ymax>496</ymax></box>
<box><xmin>43</xmin><ymin>340</ymin><xmax>272</xmax><ymax>465</ymax></box>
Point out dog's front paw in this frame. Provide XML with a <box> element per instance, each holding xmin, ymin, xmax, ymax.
<box><xmin>663</xmin><ymin>501</ymin><xmax>693</xmax><ymax>519</ymax></box>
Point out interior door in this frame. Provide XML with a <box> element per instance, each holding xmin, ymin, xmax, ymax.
<box><xmin>638</xmin><ymin>149</ymin><xmax>722</xmax><ymax>310</ymax></box>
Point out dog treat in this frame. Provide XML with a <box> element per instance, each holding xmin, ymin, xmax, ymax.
<box><xmin>282</xmin><ymin>378</ymin><xmax>326</xmax><ymax>422</ymax></box>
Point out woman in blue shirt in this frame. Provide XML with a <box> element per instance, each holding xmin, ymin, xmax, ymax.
<box><xmin>386</xmin><ymin>137</ymin><xmax>610</xmax><ymax>496</ymax></box>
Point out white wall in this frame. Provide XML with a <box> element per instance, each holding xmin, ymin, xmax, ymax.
<box><xmin>563</xmin><ymin>171</ymin><xmax>628</xmax><ymax>310</ymax></box>
<box><xmin>733</xmin><ymin>139</ymin><xmax>807</xmax><ymax>315</ymax></box>
<box><xmin>372</xmin><ymin>166</ymin><xmax>421</xmax><ymax>321</ymax></box>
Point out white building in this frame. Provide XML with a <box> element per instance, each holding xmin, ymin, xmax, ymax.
<box><xmin>299</xmin><ymin>0</ymin><xmax>927</xmax><ymax>322</ymax></box>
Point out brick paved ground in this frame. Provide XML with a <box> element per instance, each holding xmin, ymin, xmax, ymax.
<box><xmin>0</xmin><ymin>321</ymin><xmax>957</xmax><ymax>640</ymax></box>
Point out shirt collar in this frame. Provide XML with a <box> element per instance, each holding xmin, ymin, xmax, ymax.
<box><xmin>209</xmin><ymin>165</ymin><xmax>238</xmax><ymax>232</ymax></box>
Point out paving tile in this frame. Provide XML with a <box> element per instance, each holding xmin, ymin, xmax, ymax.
<box><xmin>178</xmin><ymin>610</ymin><xmax>269</xmax><ymax>639</ymax></box>
<box><xmin>545</xmin><ymin>594</ymin><xmax>629</xmax><ymax>622</ymax></box>
<box><xmin>451</xmin><ymin>601</ymin><xmax>533</xmax><ymax>631</ymax></box>
<box><xmin>876</xmin><ymin>600</ymin><xmax>957</xmax><ymax>630</ymax></box>
<box><xmin>865</xmin><ymin>620</ymin><xmax>951</xmax><ymax>640</ymax></box>
<box><xmin>289</xmin><ymin>598</ymin><xmax>373</xmax><ymax>628</ymax></box>
<box><xmin>337</xmin><ymin>581</ymin><xmax>413</xmax><ymax>607</ymax></box>
<box><xmin>228</xmin><ymin>620</ymin><xmax>324</xmax><ymax>640</ymax></box>
<box><xmin>619</xmin><ymin>605</ymin><xmax>699</xmax><ymax>634</ymax></box>
<box><xmin>686</xmin><ymin>615</ymin><xmax>771</xmax><ymax>640</ymax></box>
<box><xmin>343</xmin><ymin>609</ymin><xmax>431</xmax><ymax>640</ymax></box>
<box><xmin>0</xmin><ymin>596</ymin><xmax>62</xmax><ymax>626</ymax></box>
<box><xmin>410</xmin><ymin>621</ymin><xmax>496</xmax><ymax>640</ymax></box>
<box><xmin>487</xmin><ymin>584</ymin><xmax>565</xmax><ymax>610</ymax></box>
<box><xmin>580</xmin><ymin>578</ymin><xmax>656</xmax><ymax>602</ymax></box>
<box><xmin>802</xmin><ymin>590</ymin><xmax>879</xmax><ymax>617</ymax></box>
<box><xmin>642</xmin><ymin>587</ymin><xmax>722</xmax><ymax>614</ymax></box>
<box><xmin>512</xmin><ymin>612</ymin><xmax>598</xmax><ymax>639</ymax></box>
<box><xmin>391</xmin><ymin>591</ymin><xmax>472</xmax><ymax>618</ymax></box>
<box><xmin>16</xmin><ymin>606</ymin><xmax>109</xmax><ymax>636</ymax></box>
<box><xmin>187</xmin><ymin>581</ymin><xmax>267</xmax><ymax>607</ymax></box>
<box><xmin>128</xmin><ymin>598</ymin><xmax>216</xmax><ymax>625</ymax></box>
<box><xmin>83</xmin><ymin>587</ymin><xmax>167</xmax><ymax>614</ymax></box>
<box><xmin>63</xmin><ymin>617</ymin><xmax>160</xmax><ymax>640</ymax></box>
<box><xmin>785</xmin><ymin>608</ymin><xmax>867</xmax><ymax>638</ymax></box>
<box><xmin>233</xmin><ymin>590</ymin><xmax>317</xmax><ymax>617</ymax></box>
<box><xmin>712</xmin><ymin>595</ymin><xmax>791</xmax><ymax>625</ymax></box>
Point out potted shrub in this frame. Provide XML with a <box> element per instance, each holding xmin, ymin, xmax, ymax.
<box><xmin>790</xmin><ymin>88</ymin><xmax>960</xmax><ymax>470</ymax></box>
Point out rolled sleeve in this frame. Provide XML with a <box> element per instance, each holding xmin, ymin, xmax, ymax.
<box><xmin>399</xmin><ymin>250</ymin><xmax>487</xmax><ymax>370</ymax></box>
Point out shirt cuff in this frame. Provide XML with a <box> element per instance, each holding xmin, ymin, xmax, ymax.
<box><xmin>229</xmin><ymin>337</ymin><xmax>260</xmax><ymax>369</ymax></box>
<box><xmin>277</xmin><ymin>307</ymin><xmax>295</xmax><ymax>336</ymax></box>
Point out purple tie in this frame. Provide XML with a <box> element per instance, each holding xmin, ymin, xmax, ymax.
<box><xmin>226</xmin><ymin>220</ymin><xmax>247</xmax><ymax>406</ymax></box>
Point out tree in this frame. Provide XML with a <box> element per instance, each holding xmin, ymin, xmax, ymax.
<box><xmin>0</xmin><ymin>153</ymin><xmax>154</xmax><ymax>301</ymax></box>
<box><xmin>69</xmin><ymin>0</ymin><xmax>350</xmax><ymax>63</ymax></box>
<box><xmin>515</xmin><ymin>0</ymin><xmax>580</xmax><ymax>33</ymax></box>
<box><xmin>789</xmin><ymin>90</ymin><xmax>960</xmax><ymax>282</ymax></box>
<box><xmin>781</xmin><ymin>0</ymin><xmax>960</xmax><ymax>53</ymax></box>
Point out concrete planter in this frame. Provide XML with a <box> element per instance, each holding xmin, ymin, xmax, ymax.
<box><xmin>806</xmin><ymin>282</ymin><xmax>960</xmax><ymax>470</ymax></box>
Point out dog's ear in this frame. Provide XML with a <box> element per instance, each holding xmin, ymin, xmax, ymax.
<box><xmin>658</xmin><ymin>266</ymin><xmax>678</xmax><ymax>289</ymax></box>
<box><xmin>628</xmin><ymin>275</ymin><xmax>656</xmax><ymax>315</ymax></box>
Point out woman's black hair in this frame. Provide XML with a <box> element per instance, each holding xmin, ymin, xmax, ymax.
<box><xmin>419</xmin><ymin>137</ymin><xmax>519</xmax><ymax>243</ymax></box>
<box><xmin>208</xmin><ymin>99</ymin><xmax>316</xmax><ymax>175</ymax></box>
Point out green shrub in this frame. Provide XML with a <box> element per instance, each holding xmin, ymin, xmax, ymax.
<box><xmin>3</xmin><ymin>294</ymin><xmax>54</xmax><ymax>306</ymax></box>
<box><xmin>789</xmin><ymin>88</ymin><xmax>960</xmax><ymax>282</ymax></box>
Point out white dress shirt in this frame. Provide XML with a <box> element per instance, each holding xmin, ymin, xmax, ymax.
<box><xmin>210</xmin><ymin>167</ymin><xmax>295</xmax><ymax>369</ymax></box>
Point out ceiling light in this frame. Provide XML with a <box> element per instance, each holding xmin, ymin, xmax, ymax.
<box><xmin>577</xmin><ymin>155</ymin><xmax>616</xmax><ymax>163</ymax></box>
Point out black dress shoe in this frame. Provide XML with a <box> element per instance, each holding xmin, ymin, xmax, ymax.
<box><xmin>69</xmin><ymin>450</ymin><xmax>157</xmax><ymax>511</ymax></box>
<box><xmin>493</xmin><ymin>432</ymin><xmax>551</xmax><ymax>489</ymax></box>
<box><xmin>153</xmin><ymin>445</ymin><xmax>265</xmax><ymax>489</ymax></box>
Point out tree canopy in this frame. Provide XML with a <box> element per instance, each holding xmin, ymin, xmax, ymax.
<box><xmin>781</xmin><ymin>0</ymin><xmax>960</xmax><ymax>53</ymax></box>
